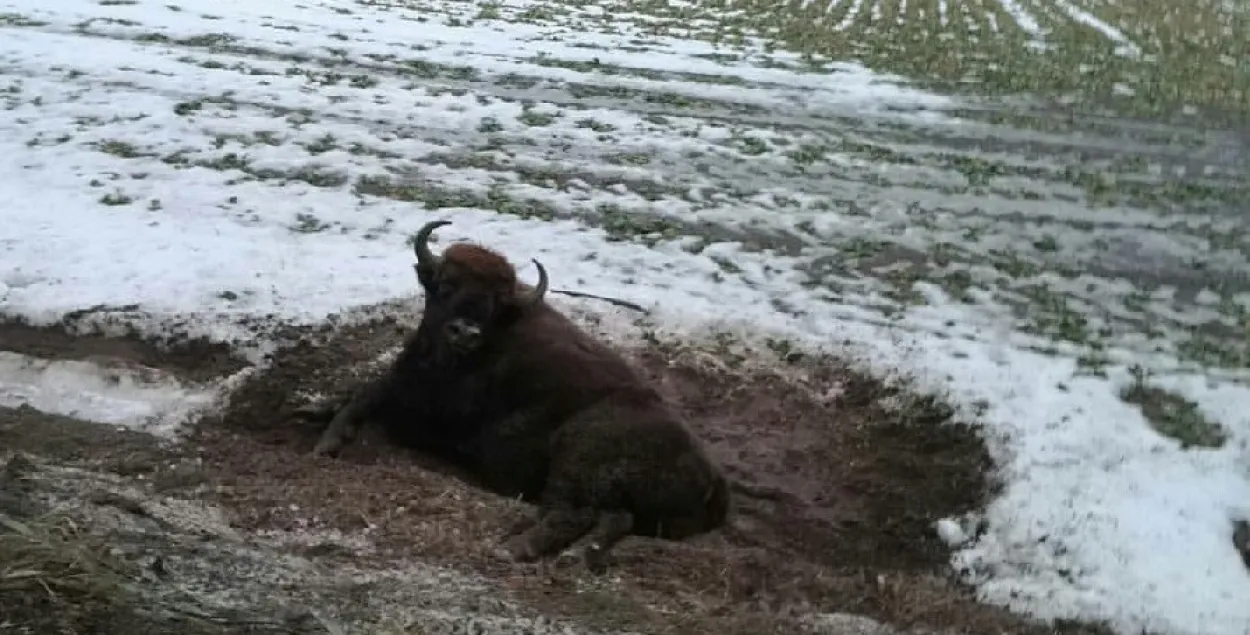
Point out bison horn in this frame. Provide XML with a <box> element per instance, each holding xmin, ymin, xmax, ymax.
<box><xmin>519</xmin><ymin>258</ymin><xmax>549</xmax><ymax>307</ymax></box>
<box><xmin>413</xmin><ymin>220</ymin><xmax>452</xmax><ymax>269</ymax></box>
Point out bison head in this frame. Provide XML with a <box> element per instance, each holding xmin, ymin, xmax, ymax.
<box><xmin>411</xmin><ymin>220</ymin><xmax>548</xmax><ymax>354</ymax></box>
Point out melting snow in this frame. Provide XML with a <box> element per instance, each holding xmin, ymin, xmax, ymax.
<box><xmin>993</xmin><ymin>0</ymin><xmax>1045</xmax><ymax>39</ymax></box>
<box><xmin>1051</xmin><ymin>0</ymin><xmax>1142</xmax><ymax>56</ymax></box>
<box><xmin>0</xmin><ymin>352</ymin><xmax>226</xmax><ymax>435</ymax></box>
<box><xmin>836</xmin><ymin>0</ymin><xmax>868</xmax><ymax>31</ymax></box>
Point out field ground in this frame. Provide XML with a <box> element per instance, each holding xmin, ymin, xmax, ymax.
<box><xmin>0</xmin><ymin>0</ymin><xmax>1248</xmax><ymax>633</ymax></box>
<box><xmin>0</xmin><ymin>313</ymin><xmax>1040</xmax><ymax>635</ymax></box>
<box><xmin>613</xmin><ymin>0</ymin><xmax>1250</xmax><ymax>119</ymax></box>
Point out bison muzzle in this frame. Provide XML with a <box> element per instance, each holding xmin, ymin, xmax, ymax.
<box><xmin>311</xmin><ymin>220</ymin><xmax>731</xmax><ymax>571</ymax></box>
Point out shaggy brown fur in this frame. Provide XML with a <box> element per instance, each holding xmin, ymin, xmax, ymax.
<box><xmin>313</xmin><ymin>220</ymin><xmax>730</xmax><ymax>571</ymax></box>
<box><xmin>440</xmin><ymin>243</ymin><xmax>517</xmax><ymax>288</ymax></box>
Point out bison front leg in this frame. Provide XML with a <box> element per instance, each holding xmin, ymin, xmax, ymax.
<box><xmin>502</xmin><ymin>506</ymin><xmax>597</xmax><ymax>563</ymax></box>
<box><xmin>581</xmin><ymin>510</ymin><xmax>634</xmax><ymax>574</ymax></box>
<box><xmin>312</xmin><ymin>376</ymin><xmax>390</xmax><ymax>458</ymax></box>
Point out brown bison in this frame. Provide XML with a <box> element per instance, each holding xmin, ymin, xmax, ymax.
<box><xmin>311</xmin><ymin>220</ymin><xmax>730</xmax><ymax>571</ymax></box>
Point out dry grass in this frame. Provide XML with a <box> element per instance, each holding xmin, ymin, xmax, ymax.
<box><xmin>0</xmin><ymin>450</ymin><xmax>142</xmax><ymax>629</ymax></box>
<box><xmin>0</xmin><ymin>454</ymin><xmax>310</xmax><ymax>635</ymax></box>
<box><xmin>0</xmin><ymin>503</ymin><xmax>150</xmax><ymax>634</ymax></box>
<box><xmin>0</xmin><ymin>511</ymin><xmax>135</xmax><ymax>608</ymax></box>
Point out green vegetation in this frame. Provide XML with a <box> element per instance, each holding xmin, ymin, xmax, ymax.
<box><xmin>1121</xmin><ymin>366</ymin><xmax>1227</xmax><ymax>448</ymax></box>
<box><xmin>512</xmin><ymin>0</ymin><xmax>1248</xmax><ymax>119</ymax></box>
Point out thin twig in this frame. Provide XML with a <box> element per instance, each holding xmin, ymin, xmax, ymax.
<box><xmin>728</xmin><ymin>479</ymin><xmax>803</xmax><ymax>505</ymax></box>
<box><xmin>550</xmin><ymin>289</ymin><xmax>650</xmax><ymax>314</ymax></box>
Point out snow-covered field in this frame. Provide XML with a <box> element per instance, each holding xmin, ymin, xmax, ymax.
<box><xmin>0</xmin><ymin>0</ymin><xmax>1247</xmax><ymax>634</ymax></box>
<box><xmin>814</xmin><ymin>0</ymin><xmax>1137</xmax><ymax>54</ymax></box>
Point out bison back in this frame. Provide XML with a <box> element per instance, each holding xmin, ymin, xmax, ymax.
<box><xmin>544</xmin><ymin>393</ymin><xmax>729</xmax><ymax>539</ymax></box>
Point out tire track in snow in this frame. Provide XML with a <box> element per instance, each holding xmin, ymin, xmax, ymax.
<box><xmin>993</xmin><ymin>0</ymin><xmax>1045</xmax><ymax>39</ymax></box>
<box><xmin>834</xmin><ymin>0</ymin><xmax>867</xmax><ymax>30</ymax></box>
<box><xmin>807</xmin><ymin>0</ymin><xmax>1136</xmax><ymax>53</ymax></box>
<box><xmin>1052</xmin><ymin>0</ymin><xmax>1141</xmax><ymax>56</ymax></box>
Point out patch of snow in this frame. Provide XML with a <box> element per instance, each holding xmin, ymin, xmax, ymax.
<box><xmin>993</xmin><ymin>0</ymin><xmax>1045</xmax><ymax>39</ymax></box>
<box><xmin>935</xmin><ymin>518</ymin><xmax>970</xmax><ymax>546</ymax></box>
<box><xmin>9</xmin><ymin>0</ymin><xmax>956</xmax><ymax>116</ymax></box>
<box><xmin>946</xmin><ymin>361</ymin><xmax>1250</xmax><ymax>635</ymax></box>
<box><xmin>1050</xmin><ymin>0</ymin><xmax>1142</xmax><ymax>56</ymax></box>
<box><xmin>961</xmin><ymin>2</ymin><xmax>980</xmax><ymax>32</ymax></box>
<box><xmin>835</xmin><ymin>0</ymin><xmax>867</xmax><ymax>31</ymax></box>
<box><xmin>0</xmin><ymin>352</ymin><xmax>225</xmax><ymax>435</ymax></box>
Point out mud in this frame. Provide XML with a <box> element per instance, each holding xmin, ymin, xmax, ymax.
<box><xmin>0</xmin><ymin>318</ymin><xmax>248</xmax><ymax>384</ymax></box>
<box><xmin>0</xmin><ymin>410</ymin><xmax>285</xmax><ymax>635</ymax></box>
<box><xmin>0</xmin><ymin>403</ymin><xmax>175</xmax><ymax>471</ymax></box>
<box><xmin>0</xmin><ymin>412</ymin><xmax>601</xmax><ymax>635</ymax></box>
<box><xmin>171</xmin><ymin>315</ymin><xmax>1047</xmax><ymax>635</ymax></box>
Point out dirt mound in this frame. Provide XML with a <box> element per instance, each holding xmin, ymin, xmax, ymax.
<box><xmin>0</xmin><ymin>416</ymin><xmax>613</xmax><ymax>635</ymax></box>
<box><xmin>0</xmin><ymin>412</ymin><xmax>294</xmax><ymax>635</ymax></box>
<box><xmin>179</xmin><ymin>317</ymin><xmax>1052</xmax><ymax>635</ymax></box>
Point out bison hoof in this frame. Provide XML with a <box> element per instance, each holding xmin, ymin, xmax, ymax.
<box><xmin>292</xmin><ymin>403</ymin><xmax>335</xmax><ymax>421</ymax></box>
<box><xmin>311</xmin><ymin>437</ymin><xmax>344</xmax><ymax>458</ymax></box>
<box><xmin>501</xmin><ymin>534</ymin><xmax>540</xmax><ymax>563</ymax></box>
<box><xmin>582</xmin><ymin>543</ymin><xmax>610</xmax><ymax>575</ymax></box>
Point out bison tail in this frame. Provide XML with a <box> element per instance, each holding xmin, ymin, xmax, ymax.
<box><xmin>728</xmin><ymin>479</ymin><xmax>802</xmax><ymax>506</ymax></box>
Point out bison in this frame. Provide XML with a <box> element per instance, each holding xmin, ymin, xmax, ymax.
<box><xmin>311</xmin><ymin>220</ymin><xmax>730</xmax><ymax>571</ymax></box>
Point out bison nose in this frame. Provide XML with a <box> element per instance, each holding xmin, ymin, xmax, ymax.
<box><xmin>445</xmin><ymin>319</ymin><xmax>481</xmax><ymax>348</ymax></box>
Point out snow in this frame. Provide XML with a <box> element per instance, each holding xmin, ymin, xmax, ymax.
<box><xmin>1051</xmin><ymin>0</ymin><xmax>1142</xmax><ymax>57</ymax></box>
<box><xmin>0</xmin><ymin>351</ymin><xmax>227</xmax><ymax>435</ymax></box>
<box><xmin>835</xmin><ymin>0</ymin><xmax>867</xmax><ymax>31</ymax></box>
<box><xmin>3</xmin><ymin>0</ymin><xmax>952</xmax><ymax>115</ymax></box>
<box><xmin>935</xmin><ymin>517</ymin><xmax>970</xmax><ymax>546</ymax></box>
<box><xmin>994</xmin><ymin>0</ymin><xmax>1045</xmax><ymax>39</ymax></box>
<box><xmin>944</xmin><ymin>361</ymin><xmax>1250</xmax><ymax>634</ymax></box>
<box><xmin>0</xmin><ymin>0</ymin><xmax>1247</xmax><ymax>634</ymax></box>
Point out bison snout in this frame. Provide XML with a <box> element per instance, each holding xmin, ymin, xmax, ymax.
<box><xmin>444</xmin><ymin>318</ymin><xmax>482</xmax><ymax>350</ymax></box>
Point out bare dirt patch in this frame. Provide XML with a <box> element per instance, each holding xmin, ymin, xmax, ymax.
<box><xmin>0</xmin><ymin>318</ymin><xmax>247</xmax><ymax>384</ymax></box>
<box><xmin>0</xmin><ymin>404</ymin><xmax>601</xmax><ymax>635</ymax></box>
<box><xmin>0</xmin><ymin>403</ymin><xmax>169</xmax><ymax>467</ymax></box>
<box><xmin>179</xmin><ymin>316</ymin><xmax>1075</xmax><ymax>635</ymax></box>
